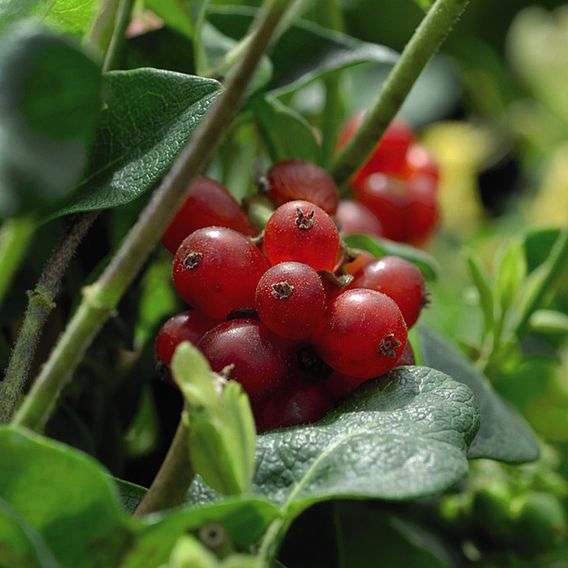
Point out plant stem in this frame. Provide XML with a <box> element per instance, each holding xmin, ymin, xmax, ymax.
<box><xmin>0</xmin><ymin>217</ymin><xmax>35</xmax><ymax>308</ymax></box>
<box><xmin>102</xmin><ymin>0</ymin><xmax>134</xmax><ymax>73</ymax></box>
<box><xmin>0</xmin><ymin>213</ymin><xmax>98</xmax><ymax>424</ymax></box>
<box><xmin>134</xmin><ymin>415</ymin><xmax>193</xmax><ymax>516</ymax></box>
<box><xmin>12</xmin><ymin>0</ymin><xmax>293</xmax><ymax>432</ymax></box>
<box><xmin>330</xmin><ymin>0</ymin><xmax>471</xmax><ymax>186</ymax></box>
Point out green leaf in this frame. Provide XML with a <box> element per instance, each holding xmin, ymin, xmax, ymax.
<box><xmin>465</xmin><ymin>251</ymin><xmax>495</xmax><ymax>335</ymax></box>
<box><xmin>0</xmin><ymin>427</ymin><xmax>134</xmax><ymax>567</ymax></box>
<box><xmin>524</xmin><ymin>227</ymin><xmax>561</xmax><ymax>272</ymax></box>
<box><xmin>208</xmin><ymin>7</ymin><xmax>398</xmax><ymax>96</ymax></box>
<box><xmin>0</xmin><ymin>0</ymin><xmax>98</xmax><ymax>38</ymax></box>
<box><xmin>344</xmin><ymin>233</ymin><xmax>439</xmax><ymax>281</ymax></box>
<box><xmin>122</xmin><ymin>497</ymin><xmax>281</xmax><ymax>567</ymax></box>
<box><xmin>529</xmin><ymin>309</ymin><xmax>568</xmax><ymax>335</ymax></box>
<box><xmin>0</xmin><ymin>498</ymin><xmax>58</xmax><ymax>568</ymax></box>
<box><xmin>114</xmin><ymin>478</ymin><xmax>148</xmax><ymax>515</ymax></box>
<box><xmin>145</xmin><ymin>0</ymin><xmax>194</xmax><ymax>38</ymax></box>
<box><xmin>168</xmin><ymin>534</ymin><xmax>219</xmax><ymax>568</ymax></box>
<box><xmin>253</xmin><ymin>96</ymin><xmax>320</xmax><ymax>163</ymax></box>
<box><xmin>414</xmin><ymin>0</ymin><xmax>435</xmax><ymax>11</ymax></box>
<box><xmin>418</xmin><ymin>326</ymin><xmax>540</xmax><ymax>463</ymax></box>
<box><xmin>50</xmin><ymin>69</ymin><xmax>221</xmax><ymax>219</ymax></box>
<box><xmin>0</xmin><ymin>23</ymin><xmax>101</xmax><ymax>218</ymax></box>
<box><xmin>494</xmin><ymin>237</ymin><xmax>526</xmax><ymax>316</ymax></box>
<box><xmin>190</xmin><ymin>367</ymin><xmax>478</xmax><ymax>513</ymax></box>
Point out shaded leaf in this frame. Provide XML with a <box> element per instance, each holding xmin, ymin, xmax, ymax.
<box><xmin>51</xmin><ymin>69</ymin><xmax>221</xmax><ymax>218</ymax></box>
<box><xmin>114</xmin><ymin>478</ymin><xmax>148</xmax><ymax>515</ymax></box>
<box><xmin>529</xmin><ymin>309</ymin><xmax>568</xmax><ymax>335</ymax></box>
<box><xmin>418</xmin><ymin>326</ymin><xmax>539</xmax><ymax>463</ymax></box>
<box><xmin>344</xmin><ymin>233</ymin><xmax>439</xmax><ymax>281</ymax></box>
<box><xmin>0</xmin><ymin>23</ymin><xmax>101</xmax><ymax>218</ymax></box>
<box><xmin>494</xmin><ymin>237</ymin><xmax>526</xmax><ymax>316</ymax></box>
<box><xmin>465</xmin><ymin>251</ymin><xmax>495</xmax><ymax>334</ymax></box>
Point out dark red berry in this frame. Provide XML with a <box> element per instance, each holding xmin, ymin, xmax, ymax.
<box><xmin>155</xmin><ymin>309</ymin><xmax>220</xmax><ymax>366</ymax></box>
<box><xmin>162</xmin><ymin>177</ymin><xmax>255</xmax><ymax>254</ymax></box>
<box><xmin>335</xmin><ymin>200</ymin><xmax>382</xmax><ymax>237</ymax></box>
<box><xmin>326</xmin><ymin>371</ymin><xmax>363</xmax><ymax>400</ymax></box>
<box><xmin>254</xmin><ymin>383</ymin><xmax>332</xmax><ymax>432</ymax></box>
<box><xmin>355</xmin><ymin>173</ymin><xmax>408</xmax><ymax>242</ymax></box>
<box><xmin>313</xmin><ymin>289</ymin><xmax>407</xmax><ymax>379</ymax></box>
<box><xmin>198</xmin><ymin>319</ymin><xmax>293</xmax><ymax>399</ymax></box>
<box><xmin>267</xmin><ymin>160</ymin><xmax>340</xmax><ymax>214</ymax></box>
<box><xmin>350</xmin><ymin>256</ymin><xmax>426</xmax><ymax>328</ymax></box>
<box><xmin>343</xmin><ymin>250</ymin><xmax>374</xmax><ymax>275</ymax></box>
<box><xmin>255</xmin><ymin>262</ymin><xmax>326</xmax><ymax>339</ymax></box>
<box><xmin>338</xmin><ymin>113</ymin><xmax>415</xmax><ymax>189</ymax></box>
<box><xmin>404</xmin><ymin>144</ymin><xmax>440</xmax><ymax>184</ymax></box>
<box><xmin>172</xmin><ymin>227</ymin><xmax>270</xmax><ymax>319</ymax></box>
<box><xmin>405</xmin><ymin>175</ymin><xmax>440</xmax><ymax>246</ymax></box>
<box><xmin>264</xmin><ymin>200</ymin><xmax>340</xmax><ymax>272</ymax></box>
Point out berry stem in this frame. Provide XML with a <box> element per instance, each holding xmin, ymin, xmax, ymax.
<box><xmin>11</xmin><ymin>0</ymin><xmax>294</xmax><ymax>432</ymax></box>
<box><xmin>134</xmin><ymin>414</ymin><xmax>193</xmax><ymax>517</ymax></box>
<box><xmin>330</xmin><ymin>0</ymin><xmax>471</xmax><ymax>186</ymax></box>
<box><xmin>0</xmin><ymin>0</ymin><xmax>134</xmax><ymax>424</ymax></box>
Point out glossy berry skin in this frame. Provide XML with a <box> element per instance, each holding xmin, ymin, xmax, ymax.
<box><xmin>198</xmin><ymin>319</ymin><xmax>293</xmax><ymax>399</ymax></box>
<box><xmin>335</xmin><ymin>200</ymin><xmax>382</xmax><ymax>237</ymax></box>
<box><xmin>155</xmin><ymin>309</ymin><xmax>219</xmax><ymax>365</ymax></box>
<box><xmin>173</xmin><ymin>227</ymin><xmax>270</xmax><ymax>319</ymax></box>
<box><xmin>405</xmin><ymin>175</ymin><xmax>440</xmax><ymax>246</ymax></box>
<box><xmin>256</xmin><ymin>262</ymin><xmax>326</xmax><ymax>339</ymax></box>
<box><xmin>355</xmin><ymin>173</ymin><xmax>408</xmax><ymax>242</ymax></box>
<box><xmin>338</xmin><ymin>113</ymin><xmax>415</xmax><ymax>189</ymax></box>
<box><xmin>264</xmin><ymin>200</ymin><xmax>340</xmax><ymax>272</ymax></box>
<box><xmin>313</xmin><ymin>289</ymin><xmax>408</xmax><ymax>379</ymax></box>
<box><xmin>162</xmin><ymin>177</ymin><xmax>255</xmax><ymax>254</ymax></box>
<box><xmin>404</xmin><ymin>144</ymin><xmax>440</xmax><ymax>183</ymax></box>
<box><xmin>350</xmin><ymin>256</ymin><xmax>425</xmax><ymax>328</ymax></box>
<box><xmin>254</xmin><ymin>383</ymin><xmax>332</xmax><ymax>433</ymax></box>
<box><xmin>267</xmin><ymin>160</ymin><xmax>340</xmax><ymax>214</ymax></box>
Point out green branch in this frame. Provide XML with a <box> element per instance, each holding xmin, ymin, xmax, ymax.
<box><xmin>12</xmin><ymin>0</ymin><xmax>293</xmax><ymax>432</ymax></box>
<box><xmin>331</xmin><ymin>0</ymin><xmax>471</xmax><ymax>186</ymax></box>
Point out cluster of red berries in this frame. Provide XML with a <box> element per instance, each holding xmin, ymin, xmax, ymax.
<box><xmin>337</xmin><ymin>113</ymin><xmax>441</xmax><ymax>246</ymax></box>
<box><xmin>156</xmin><ymin>123</ymin><xmax>430</xmax><ymax>433</ymax></box>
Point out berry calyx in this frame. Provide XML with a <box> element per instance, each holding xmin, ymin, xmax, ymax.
<box><xmin>350</xmin><ymin>256</ymin><xmax>426</xmax><ymax>328</ymax></box>
<box><xmin>198</xmin><ymin>319</ymin><xmax>293</xmax><ymax>399</ymax></box>
<box><xmin>162</xmin><ymin>177</ymin><xmax>255</xmax><ymax>254</ymax></box>
<box><xmin>255</xmin><ymin>262</ymin><xmax>326</xmax><ymax>339</ymax></box>
<box><xmin>172</xmin><ymin>227</ymin><xmax>270</xmax><ymax>319</ymax></box>
<box><xmin>313</xmin><ymin>288</ymin><xmax>407</xmax><ymax>379</ymax></box>
<box><xmin>266</xmin><ymin>160</ymin><xmax>340</xmax><ymax>214</ymax></box>
<box><xmin>264</xmin><ymin>200</ymin><xmax>340</xmax><ymax>272</ymax></box>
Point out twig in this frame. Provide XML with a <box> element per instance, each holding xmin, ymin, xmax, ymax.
<box><xmin>12</xmin><ymin>0</ymin><xmax>293</xmax><ymax>431</ymax></box>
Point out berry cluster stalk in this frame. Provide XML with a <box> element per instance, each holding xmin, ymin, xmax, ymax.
<box><xmin>0</xmin><ymin>0</ymin><xmax>134</xmax><ymax>424</ymax></box>
<box><xmin>12</xmin><ymin>0</ymin><xmax>293</xmax><ymax>432</ymax></box>
<box><xmin>331</xmin><ymin>0</ymin><xmax>471</xmax><ymax>186</ymax></box>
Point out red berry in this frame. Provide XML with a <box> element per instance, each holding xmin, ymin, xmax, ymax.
<box><xmin>326</xmin><ymin>371</ymin><xmax>363</xmax><ymax>400</ymax></box>
<box><xmin>338</xmin><ymin>113</ymin><xmax>415</xmax><ymax>189</ymax></box>
<box><xmin>335</xmin><ymin>200</ymin><xmax>382</xmax><ymax>237</ymax></box>
<box><xmin>350</xmin><ymin>256</ymin><xmax>426</xmax><ymax>328</ymax></box>
<box><xmin>172</xmin><ymin>227</ymin><xmax>270</xmax><ymax>319</ymax></box>
<box><xmin>343</xmin><ymin>250</ymin><xmax>374</xmax><ymax>275</ymax></box>
<box><xmin>254</xmin><ymin>383</ymin><xmax>331</xmax><ymax>432</ymax></box>
<box><xmin>404</xmin><ymin>144</ymin><xmax>440</xmax><ymax>184</ymax></box>
<box><xmin>198</xmin><ymin>319</ymin><xmax>293</xmax><ymax>399</ymax></box>
<box><xmin>405</xmin><ymin>175</ymin><xmax>440</xmax><ymax>246</ymax></box>
<box><xmin>155</xmin><ymin>309</ymin><xmax>220</xmax><ymax>366</ymax></box>
<box><xmin>162</xmin><ymin>177</ymin><xmax>255</xmax><ymax>254</ymax></box>
<box><xmin>264</xmin><ymin>200</ymin><xmax>340</xmax><ymax>272</ymax></box>
<box><xmin>255</xmin><ymin>262</ymin><xmax>326</xmax><ymax>339</ymax></box>
<box><xmin>355</xmin><ymin>173</ymin><xmax>408</xmax><ymax>242</ymax></box>
<box><xmin>313</xmin><ymin>289</ymin><xmax>407</xmax><ymax>379</ymax></box>
<box><xmin>267</xmin><ymin>160</ymin><xmax>340</xmax><ymax>214</ymax></box>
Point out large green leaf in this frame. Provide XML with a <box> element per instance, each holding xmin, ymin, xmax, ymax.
<box><xmin>0</xmin><ymin>23</ymin><xmax>101</xmax><ymax>218</ymax></box>
<box><xmin>208</xmin><ymin>6</ymin><xmax>397</xmax><ymax>95</ymax></box>
<box><xmin>123</xmin><ymin>497</ymin><xmax>281</xmax><ymax>567</ymax></box>
<box><xmin>51</xmin><ymin>69</ymin><xmax>221</xmax><ymax>218</ymax></box>
<box><xmin>418</xmin><ymin>326</ymin><xmax>540</xmax><ymax>463</ymax></box>
<box><xmin>252</xmin><ymin>96</ymin><xmax>320</xmax><ymax>163</ymax></box>
<box><xmin>344</xmin><ymin>233</ymin><xmax>439</xmax><ymax>281</ymax></box>
<box><xmin>191</xmin><ymin>367</ymin><xmax>478</xmax><ymax>515</ymax></box>
<box><xmin>0</xmin><ymin>0</ymin><xmax>98</xmax><ymax>38</ymax></box>
<box><xmin>0</xmin><ymin>427</ymin><xmax>134</xmax><ymax>567</ymax></box>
